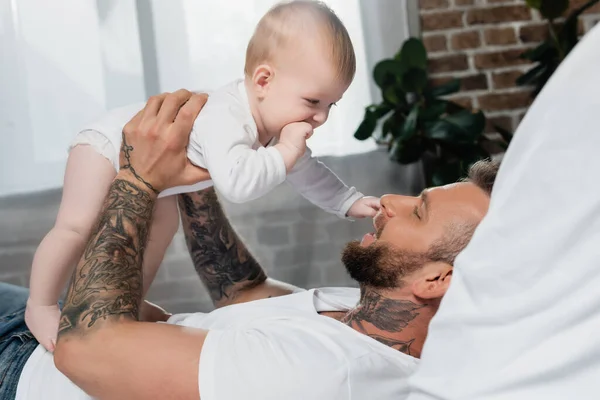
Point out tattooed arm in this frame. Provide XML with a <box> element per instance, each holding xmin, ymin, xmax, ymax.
<box><xmin>179</xmin><ymin>188</ymin><xmax>300</xmax><ymax>308</ymax></box>
<box><xmin>54</xmin><ymin>91</ymin><xmax>211</xmax><ymax>399</ymax></box>
<box><xmin>54</xmin><ymin>173</ymin><xmax>207</xmax><ymax>399</ymax></box>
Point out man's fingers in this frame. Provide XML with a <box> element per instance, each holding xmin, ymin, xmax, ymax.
<box><xmin>157</xmin><ymin>89</ymin><xmax>193</xmax><ymax>126</ymax></box>
<box><xmin>171</xmin><ymin>93</ymin><xmax>208</xmax><ymax>145</ymax></box>
<box><xmin>143</xmin><ymin>93</ymin><xmax>169</xmax><ymax>120</ymax></box>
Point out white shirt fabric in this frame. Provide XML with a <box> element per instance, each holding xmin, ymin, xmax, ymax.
<box><xmin>16</xmin><ymin>288</ymin><xmax>419</xmax><ymax>400</ymax></box>
<box><xmin>407</xmin><ymin>24</ymin><xmax>600</xmax><ymax>400</ymax></box>
<box><xmin>76</xmin><ymin>79</ymin><xmax>363</xmax><ymax>217</ymax></box>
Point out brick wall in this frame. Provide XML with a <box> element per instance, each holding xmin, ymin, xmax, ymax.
<box><xmin>419</xmin><ymin>0</ymin><xmax>600</xmax><ymax>133</ymax></box>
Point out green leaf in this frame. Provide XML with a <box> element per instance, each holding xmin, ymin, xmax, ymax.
<box><xmin>390</xmin><ymin>115</ymin><xmax>407</xmax><ymax>139</ymax></box>
<box><xmin>420</xmin><ymin>101</ymin><xmax>448</xmax><ymax>121</ymax></box>
<box><xmin>402</xmin><ymin>105</ymin><xmax>419</xmax><ymax>140</ymax></box>
<box><xmin>354</xmin><ymin>106</ymin><xmax>379</xmax><ymax>140</ymax></box>
<box><xmin>390</xmin><ymin>138</ymin><xmax>425</xmax><ymax>164</ymax></box>
<box><xmin>373</xmin><ymin>59</ymin><xmax>403</xmax><ymax>89</ymax></box>
<box><xmin>516</xmin><ymin>64</ymin><xmax>547</xmax><ymax>86</ymax></box>
<box><xmin>374</xmin><ymin>103</ymin><xmax>394</xmax><ymax>118</ymax></box>
<box><xmin>396</xmin><ymin>38</ymin><xmax>428</xmax><ymax>70</ymax></box>
<box><xmin>381</xmin><ymin>117</ymin><xmax>396</xmax><ymax>140</ymax></box>
<box><xmin>430</xmin><ymin>164</ymin><xmax>463</xmax><ymax>187</ymax></box>
<box><xmin>445</xmin><ymin>110</ymin><xmax>486</xmax><ymax>139</ymax></box>
<box><xmin>539</xmin><ymin>0</ymin><xmax>569</xmax><ymax>19</ymax></box>
<box><xmin>446</xmin><ymin>100</ymin><xmax>467</xmax><ymax>114</ymax></box>
<box><xmin>520</xmin><ymin>41</ymin><xmax>554</xmax><ymax>62</ymax></box>
<box><xmin>400</xmin><ymin>68</ymin><xmax>428</xmax><ymax>93</ymax></box>
<box><xmin>424</xmin><ymin>120</ymin><xmax>453</xmax><ymax>142</ymax></box>
<box><xmin>525</xmin><ymin>0</ymin><xmax>542</xmax><ymax>9</ymax></box>
<box><xmin>566</xmin><ymin>0</ymin><xmax>600</xmax><ymax>21</ymax></box>
<box><xmin>425</xmin><ymin>110</ymin><xmax>485</xmax><ymax>143</ymax></box>
<box><xmin>383</xmin><ymin>86</ymin><xmax>400</xmax><ymax>105</ymax></box>
<box><xmin>562</xmin><ymin>0</ymin><xmax>599</xmax><ymax>50</ymax></box>
<box><xmin>430</xmin><ymin>79</ymin><xmax>461</xmax><ymax>97</ymax></box>
<box><xmin>494</xmin><ymin>124</ymin><xmax>514</xmax><ymax>144</ymax></box>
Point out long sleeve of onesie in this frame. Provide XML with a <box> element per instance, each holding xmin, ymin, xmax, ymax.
<box><xmin>286</xmin><ymin>147</ymin><xmax>364</xmax><ymax>218</ymax></box>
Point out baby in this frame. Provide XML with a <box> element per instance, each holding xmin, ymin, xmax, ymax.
<box><xmin>25</xmin><ymin>0</ymin><xmax>380</xmax><ymax>351</ymax></box>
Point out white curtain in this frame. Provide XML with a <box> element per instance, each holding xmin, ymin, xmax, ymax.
<box><xmin>0</xmin><ymin>0</ymin><xmax>145</xmax><ymax>196</ymax></box>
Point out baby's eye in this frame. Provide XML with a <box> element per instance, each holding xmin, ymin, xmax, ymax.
<box><xmin>305</xmin><ymin>98</ymin><xmax>320</xmax><ymax>105</ymax></box>
<box><xmin>329</xmin><ymin>102</ymin><xmax>338</xmax><ymax>108</ymax></box>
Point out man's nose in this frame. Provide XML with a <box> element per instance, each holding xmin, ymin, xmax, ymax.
<box><xmin>380</xmin><ymin>194</ymin><xmax>417</xmax><ymax>218</ymax></box>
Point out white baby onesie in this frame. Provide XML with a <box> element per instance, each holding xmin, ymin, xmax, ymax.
<box><xmin>73</xmin><ymin>79</ymin><xmax>363</xmax><ymax>218</ymax></box>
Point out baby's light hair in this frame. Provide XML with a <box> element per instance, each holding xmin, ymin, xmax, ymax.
<box><xmin>244</xmin><ymin>0</ymin><xmax>356</xmax><ymax>84</ymax></box>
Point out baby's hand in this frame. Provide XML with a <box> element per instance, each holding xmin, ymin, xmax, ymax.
<box><xmin>347</xmin><ymin>196</ymin><xmax>381</xmax><ymax>219</ymax></box>
<box><xmin>276</xmin><ymin>122</ymin><xmax>314</xmax><ymax>171</ymax></box>
<box><xmin>25</xmin><ymin>300</ymin><xmax>61</xmax><ymax>352</ymax></box>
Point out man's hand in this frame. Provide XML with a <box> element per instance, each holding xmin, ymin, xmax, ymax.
<box><xmin>347</xmin><ymin>196</ymin><xmax>381</xmax><ymax>219</ymax></box>
<box><xmin>120</xmin><ymin>90</ymin><xmax>211</xmax><ymax>194</ymax></box>
<box><xmin>275</xmin><ymin>122</ymin><xmax>313</xmax><ymax>172</ymax></box>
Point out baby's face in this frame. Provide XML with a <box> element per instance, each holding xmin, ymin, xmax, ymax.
<box><xmin>257</xmin><ymin>52</ymin><xmax>350</xmax><ymax>137</ymax></box>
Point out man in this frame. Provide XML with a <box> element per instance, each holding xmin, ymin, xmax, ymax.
<box><xmin>0</xmin><ymin>90</ymin><xmax>496</xmax><ymax>400</ymax></box>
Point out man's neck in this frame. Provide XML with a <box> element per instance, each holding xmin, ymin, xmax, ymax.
<box><xmin>341</xmin><ymin>286</ymin><xmax>436</xmax><ymax>358</ymax></box>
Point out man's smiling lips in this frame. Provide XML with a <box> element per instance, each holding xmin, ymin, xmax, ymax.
<box><xmin>361</xmin><ymin>211</ymin><xmax>386</xmax><ymax>247</ymax></box>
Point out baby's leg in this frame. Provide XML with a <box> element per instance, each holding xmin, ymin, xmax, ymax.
<box><xmin>29</xmin><ymin>145</ymin><xmax>117</xmax><ymax>305</ymax></box>
<box><xmin>141</xmin><ymin>195</ymin><xmax>179</xmax><ymax>295</ymax></box>
<box><xmin>27</xmin><ymin>144</ymin><xmax>116</xmax><ymax>351</ymax></box>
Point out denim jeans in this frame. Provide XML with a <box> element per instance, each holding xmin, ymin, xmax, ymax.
<box><xmin>0</xmin><ymin>282</ymin><xmax>39</xmax><ymax>400</ymax></box>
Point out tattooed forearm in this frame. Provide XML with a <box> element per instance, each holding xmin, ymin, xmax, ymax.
<box><xmin>120</xmin><ymin>133</ymin><xmax>159</xmax><ymax>195</ymax></box>
<box><xmin>178</xmin><ymin>188</ymin><xmax>266</xmax><ymax>306</ymax></box>
<box><xmin>58</xmin><ymin>179</ymin><xmax>155</xmax><ymax>336</ymax></box>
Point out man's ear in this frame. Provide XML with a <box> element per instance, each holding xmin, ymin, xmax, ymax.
<box><xmin>251</xmin><ymin>64</ymin><xmax>274</xmax><ymax>99</ymax></box>
<box><xmin>410</xmin><ymin>262</ymin><xmax>453</xmax><ymax>300</ymax></box>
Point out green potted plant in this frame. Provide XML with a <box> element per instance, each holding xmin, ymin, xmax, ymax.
<box><xmin>354</xmin><ymin>38</ymin><xmax>510</xmax><ymax>187</ymax></box>
<box><xmin>518</xmin><ymin>0</ymin><xmax>600</xmax><ymax>97</ymax></box>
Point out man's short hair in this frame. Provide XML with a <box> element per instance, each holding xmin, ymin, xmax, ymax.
<box><xmin>466</xmin><ymin>159</ymin><xmax>500</xmax><ymax>196</ymax></box>
<box><xmin>244</xmin><ymin>0</ymin><xmax>356</xmax><ymax>84</ymax></box>
<box><xmin>430</xmin><ymin>159</ymin><xmax>501</xmax><ymax>267</ymax></box>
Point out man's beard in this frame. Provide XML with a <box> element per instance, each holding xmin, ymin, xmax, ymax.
<box><xmin>341</xmin><ymin>241</ymin><xmax>429</xmax><ymax>289</ymax></box>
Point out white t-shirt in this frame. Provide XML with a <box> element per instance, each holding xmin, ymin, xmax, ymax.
<box><xmin>77</xmin><ymin>80</ymin><xmax>363</xmax><ymax>217</ymax></box>
<box><xmin>17</xmin><ymin>288</ymin><xmax>419</xmax><ymax>400</ymax></box>
<box><xmin>406</xmin><ymin>24</ymin><xmax>600</xmax><ymax>400</ymax></box>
